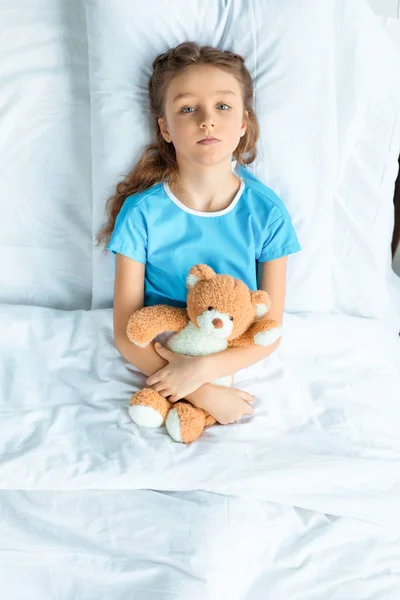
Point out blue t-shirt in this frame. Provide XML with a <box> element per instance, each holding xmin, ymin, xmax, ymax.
<box><xmin>107</xmin><ymin>164</ymin><xmax>301</xmax><ymax>307</ymax></box>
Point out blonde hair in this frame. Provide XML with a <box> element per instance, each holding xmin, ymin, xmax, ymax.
<box><xmin>97</xmin><ymin>41</ymin><xmax>259</xmax><ymax>247</ymax></box>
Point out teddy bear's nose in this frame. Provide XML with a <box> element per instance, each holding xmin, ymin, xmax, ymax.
<box><xmin>212</xmin><ymin>318</ymin><xmax>223</xmax><ymax>329</ymax></box>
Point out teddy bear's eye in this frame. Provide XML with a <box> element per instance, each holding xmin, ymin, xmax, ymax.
<box><xmin>229</xmin><ymin>316</ymin><xmax>234</xmax><ymax>321</ymax></box>
<box><xmin>208</xmin><ymin>306</ymin><xmax>213</xmax><ymax>311</ymax></box>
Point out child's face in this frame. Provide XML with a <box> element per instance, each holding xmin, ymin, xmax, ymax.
<box><xmin>158</xmin><ymin>65</ymin><xmax>247</xmax><ymax>167</ymax></box>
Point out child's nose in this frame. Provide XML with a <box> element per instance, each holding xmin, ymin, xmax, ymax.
<box><xmin>199</xmin><ymin>111</ymin><xmax>215</xmax><ymax>129</ymax></box>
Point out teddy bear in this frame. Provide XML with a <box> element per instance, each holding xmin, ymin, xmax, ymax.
<box><xmin>126</xmin><ymin>264</ymin><xmax>282</xmax><ymax>443</ymax></box>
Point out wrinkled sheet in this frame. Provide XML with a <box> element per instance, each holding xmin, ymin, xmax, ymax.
<box><xmin>1</xmin><ymin>306</ymin><xmax>399</xmax><ymax>528</ymax></box>
<box><xmin>0</xmin><ymin>489</ymin><xmax>399</xmax><ymax>600</ymax></box>
<box><xmin>1</xmin><ymin>306</ymin><xmax>400</xmax><ymax>598</ymax></box>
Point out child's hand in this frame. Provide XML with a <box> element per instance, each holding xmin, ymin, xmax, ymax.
<box><xmin>188</xmin><ymin>384</ymin><xmax>255</xmax><ymax>425</ymax></box>
<box><xmin>145</xmin><ymin>343</ymin><xmax>207</xmax><ymax>401</ymax></box>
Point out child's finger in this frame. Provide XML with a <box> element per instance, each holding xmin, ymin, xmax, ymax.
<box><xmin>150</xmin><ymin>382</ymin><xmax>165</xmax><ymax>393</ymax></box>
<box><xmin>238</xmin><ymin>390</ymin><xmax>255</xmax><ymax>403</ymax></box>
<box><xmin>169</xmin><ymin>395</ymin><xmax>182</xmax><ymax>403</ymax></box>
<box><xmin>146</xmin><ymin>372</ymin><xmax>162</xmax><ymax>386</ymax></box>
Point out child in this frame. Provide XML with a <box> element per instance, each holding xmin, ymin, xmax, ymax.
<box><xmin>97</xmin><ymin>42</ymin><xmax>301</xmax><ymax>426</ymax></box>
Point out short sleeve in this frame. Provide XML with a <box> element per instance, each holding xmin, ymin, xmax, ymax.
<box><xmin>258</xmin><ymin>203</ymin><xmax>301</xmax><ymax>262</ymax></box>
<box><xmin>106</xmin><ymin>199</ymin><xmax>147</xmax><ymax>264</ymax></box>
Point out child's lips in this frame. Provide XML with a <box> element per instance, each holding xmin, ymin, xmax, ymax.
<box><xmin>197</xmin><ymin>138</ymin><xmax>220</xmax><ymax>145</ymax></box>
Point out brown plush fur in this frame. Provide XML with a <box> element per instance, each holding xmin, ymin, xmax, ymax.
<box><xmin>127</xmin><ymin>305</ymin><xmax>189</xmax><ymax>346</ymax></box>
<box><xmin>130</xmin><ymin>389</ymin><xmax>170</xmax><ymax>423</ymax></box>
<box><xmin>127</xmin><ymin>267</ymin><xmax>273</xmax><ymax>348</ymax></box>
<box><xmin>127</xmin><ymin>264</ymin><xmax>278</xmax><ymax>444</ymax></box>
<box><xmin>228</xmin><ymin>318</ymin><xmax>277</xmax><ymax>348</ymax></box>
<box><xmin>187</xmin><ymin>270</ymin><xmax>272</xmax><ymax>343</ymax></box>
<box><xmin>170</xmin><ymin>402</ymin><xmax>217</xmax><ymax>444</ymax></box>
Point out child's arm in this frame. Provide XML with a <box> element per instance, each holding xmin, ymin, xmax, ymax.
<box><xmin>113</xmin><ymin>254</ymin><xmax>213</xmax><ymax>407</ymax></box>
<box><xmin>113</xmin><ymin>254</ymin><xmax>169</xmax><ymax>376</ymax></box>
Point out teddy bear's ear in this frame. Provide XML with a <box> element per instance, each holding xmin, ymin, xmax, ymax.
<box><xmin>250</xmin><ymin>290</ymin><xmax>271</xmax><ymax>317</ymax></box>
<box><xmin>186</xmin><ymin>264</ymin><xmax>217</xmax><ymax>289</ymax></box>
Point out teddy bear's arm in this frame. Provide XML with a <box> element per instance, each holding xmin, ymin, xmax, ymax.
<box><xmin>228</xmin><ymin>319</ymin><xmax>282</xmax><ymax>348</ymax></box>
<box><xmin>127</xmin><ymin>306</ymin><xmax>189</xmax><ymax>348</ymax></box>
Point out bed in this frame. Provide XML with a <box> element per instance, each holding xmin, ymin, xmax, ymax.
<box><xmin>1</xmin><ymin>1</ymin><xmax>400</xmax><ymax>598</ymax></box>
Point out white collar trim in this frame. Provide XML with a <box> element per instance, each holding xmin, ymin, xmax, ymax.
<box><xmin>163</xmin><ymin>177</ymin><xmax>245</xmax><ymax>218</ymax></box>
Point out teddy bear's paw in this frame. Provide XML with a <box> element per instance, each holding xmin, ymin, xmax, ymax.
<box><xmin>165</xmin><ymin>408</ymin><xmax>183</xmax><ymax>442</ymax></box>
<box><xmin>254</xmin><ymin>326</ymin><xmax>282</xmax><ymax>347</ymax></box>
<box><xmin>129</xmin><ymin>405</ymin><xmax>165</xmax><ymax>428</ymax></box>
<box><xmin>128</xmin><ymin>389</ymin><xmax>170</xmax><ymax>428</ymax></box>
<box><xmin>166</xmin><ymin>402</ymin><xmax>206</xmax><ymax>444</ymax></box>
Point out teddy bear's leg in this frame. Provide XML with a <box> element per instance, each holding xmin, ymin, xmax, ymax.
<box><xmin>166</xmin><ymin>401</ymin><xmax>215</xmax><ymax>443</ymax></box>
<box><xmin>204</xmin><ymin>414</ymin><xmax>217</xmax><ymax>427</ymax></box>
<box><xmin>129</xmin><ymin>388</ymin><xmax>170</xmax><ymax>428</ymax></box>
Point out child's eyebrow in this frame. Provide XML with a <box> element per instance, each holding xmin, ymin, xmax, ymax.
<box><xmin>172</xmin><ymin>90</ymin><xmax>237</xmax><ymax>102</ymax></box>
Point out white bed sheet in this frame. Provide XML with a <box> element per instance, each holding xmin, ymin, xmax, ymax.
<box><xmin>0</xmin><ymin>490</ymin><xmax>399</xmax><ymax>600</ymax></box>
<box><xmin>1</xmin><ymin>306</ymin><xmax>399</xmax><ymax>521</ymax></box>
<box><xmin>0</xmin><ymin>307</ymin><xmax>400</xmax><ymax>598</ymax></box>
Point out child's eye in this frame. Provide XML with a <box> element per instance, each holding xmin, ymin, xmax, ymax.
<box><xmin>180</xmin><ymin>104</ymin><xmax>230</xmax><ymax>113</ymax></box>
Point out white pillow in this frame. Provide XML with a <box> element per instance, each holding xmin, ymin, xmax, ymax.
<box><xmin>85</xmin><ymin>0</ymin><xmax>399</xmax><ymax>320</ymax></box>
<box><xmin>0</xmin><ymin>1</ymin><xmax>92</xmax><ymax>310</ymax></box>
<box><xmin>85</xmin><ymin>0</ymin><xmax>340</xmax><ymax>311</ymax></box>
<box><xmin>331</xmin><ymin>3</ymin><xmax>400</xmax><ymax>322</ymax></box>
